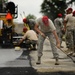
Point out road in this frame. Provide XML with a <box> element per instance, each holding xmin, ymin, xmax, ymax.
<box><xmin>30</xmin><ymin>39</ymin><xmax>75</xmax><ymax>75</ymax></box>
<box><xmin>0</xmin><ymin>39</ymin><xmax>75</xmax><ymax>75</ymax></box>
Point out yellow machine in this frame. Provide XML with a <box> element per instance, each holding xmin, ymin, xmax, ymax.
<box><xmin>0</xmin><ymin>0</ymin><xmax>18</xmax><ymax>48</ymax></box>
<box><xmin>0</xmin><ymin>0</ymin><xmax>18</xmax><ymax>34</ymax></box>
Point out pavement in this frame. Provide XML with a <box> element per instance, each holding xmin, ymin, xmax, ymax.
<box><xmin>0</xmin><ymin>48</ymin><xmax>37</xmax><ymax>75</ymax></box>
<box><xmin>30</xmin><ymin>39</ymin><xmax>75</xmax><ymax>72</ymax></box>
<box><xmin>0</xmin><ymin>39</ymin><xmax>75</xmax><ymax>74</ymax></box>
<box><xmin>0</xmin><ymin>49</ymin><xmax>30</xmax><ymax>67</ymax></box>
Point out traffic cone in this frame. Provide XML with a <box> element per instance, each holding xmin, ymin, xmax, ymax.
<box><xmin>6</xmin><ymin>12</ymin><xmax>12</xmax><ymax>20</ymax></box>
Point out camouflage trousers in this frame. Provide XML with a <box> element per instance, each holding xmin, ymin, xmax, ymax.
<box><xmin>57</xmin><ymin>31</ymin><xmax>63</xmax><ymax>45</ymax></box>
<box><xmin>65</xmin><ymin>27</ymin><xmax>75</xmax><ymax>52</ymax></box>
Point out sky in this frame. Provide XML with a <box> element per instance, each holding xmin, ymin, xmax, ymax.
<box><xmin>8</xmin><ymin>0</ymin><xmax>43</xmax><ymax>23</ymax></box>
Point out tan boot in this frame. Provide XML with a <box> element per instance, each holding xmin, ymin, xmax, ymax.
<box><xmin>36</xmin><ymin>57</ymin><xmax>41</xmax><ymax>65</ymax></box>
<box><xmin>55</xmin><ymin>58</ymin><xmax>59</xmax><ymax>65</ymax></box>
<box><xmin>72</xmin><ymin>53</ymin><xmax>75</xmax><ymax>57</ymax></box>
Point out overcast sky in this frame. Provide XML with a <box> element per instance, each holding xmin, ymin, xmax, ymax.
<box><xmin>8</xmin><ymin>0</ymin><xmax>43</xmax><ymax>23</ymax></box>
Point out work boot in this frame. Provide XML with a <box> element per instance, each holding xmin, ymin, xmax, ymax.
<box><xmin>72</xmin><ymin>53</ymin><xmax>75</xmax><ymax>57</ymax></box>
<box><xmin>55</xmin><ymin>58</ymin><xmax>59</xmax><ymax>65</ymax></box>
<box><xmin>36</xmin><ymin>57</ymin><xmax>41</xmax><ymax>65</ymax></box>
<box><xmin>65</xmin><ymin>48</ymin><xmax>72</xmax><ymax>54</ymax></box>
<box><xmin>67</xmin><ymin>52</ymin><xmax>73</xmax><ymax>56</ymax></box>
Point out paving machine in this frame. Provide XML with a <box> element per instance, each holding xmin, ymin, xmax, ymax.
<box><xmin>0</xmin><ymin>0</ymin><xmax>18</xmax><ymax>48</ymax></box>
<box><xmin>0</xmin><ymin>0</ymin><xmax>37</xmax><ymax>50</ymax></box>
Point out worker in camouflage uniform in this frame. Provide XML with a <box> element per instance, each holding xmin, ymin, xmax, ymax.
<box><xmin>54</xmin><ymin>13</ymin><xmax>64</xmax><ymax>48</ymax></box>
<box><xmin>35</xmin><ymin>16</ymin><xmax>60</xmax><ymax>65</ymax></box>
<box><xmin>64</xmin><ymin>8</ymin><xmax>74</xmax><ymax>55</ymax></box>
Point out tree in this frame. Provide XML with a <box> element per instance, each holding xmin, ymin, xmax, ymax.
<box><xmin>26</xmin><ymin>14</ymin><xmax>36</xmax><ymax>20</ymax></box>
<box><xmin>40</xmin><ymin>0</ymin><xmax>75</xmax><ymax>21</ymax></box>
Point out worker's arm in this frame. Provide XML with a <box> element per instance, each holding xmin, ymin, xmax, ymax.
<box><xmin>18</xmin><ymin>32</ymin><xmax>27</xmax><ymax>45</ymax></box>
<box><xmin>18</xmin><ymin>38</ymin><xmax>24</xmax><ymax>45</ymax></box>
<box><xmin>34</xmin><ymin>24</ymin><xmax>45</xmax><ymax>37</ymax></box>
<box><xmin>52</xmin><ymin>30</ymin><xmax>60</xmax><ymax>48</ymax></box>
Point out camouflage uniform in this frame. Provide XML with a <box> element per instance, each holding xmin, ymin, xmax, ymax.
<box><xmin>64</xmin><ymin>13</ymin><xmax>75</xmax><ymax>52</ymax></box>
<box><xmin>54</xmin><ymin>17</ymin><xmax>64</xmax><ymax>46</ymax></box>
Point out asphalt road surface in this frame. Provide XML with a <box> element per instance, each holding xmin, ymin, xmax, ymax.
<box><xmin>0</xmin><ymin>49</ymin><xmax>38</xmax><ymax>75</ymax></box>
<box><xmin>0</xmin><ymin>40</ymin><xmax>75</xmax><ymax>75</ymax></box>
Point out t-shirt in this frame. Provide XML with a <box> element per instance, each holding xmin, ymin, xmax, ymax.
<box><xmin>22</xmin><ymin>30</ymin><xmax>38</xmax><ymax>41</ymax></box>
<box><xmin>36</xmin><ymin>17</ymin><xmax>56</xmax><ymax>33</ymax></box>
<box><xmin>68</xmin><ymin>16</ymin><xmax>75</xmax><ymax>29</ymax></box>
<box><xmin>54</xmin><ymin>17</ymin><xmax>63</xmax><ymax>33</ymax></box>
<box><xmin>72</xmin><ymin>16</ymin><xmax>75</xmax><ymax>27</ymax></box>
<box><xmin>27</xmin><ymin>19</ymin><xmax>36</xmax><ymax>30</ymax></box>
<box><xmin>64</xmin><ymin>13</ymin><xmax>73</xmax><ymax>27</ymax></box>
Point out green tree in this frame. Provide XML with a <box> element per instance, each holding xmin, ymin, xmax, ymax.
<box><xmin>40</xmin><ymin>0</ymin><xmax>75</xmax><ymax>21</ymax></box>
<box><xmin>26</xmin><ymin>14</ymin><xmax>36</xmax><ymax>20</ymax></box>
